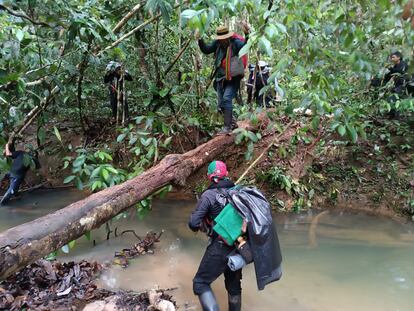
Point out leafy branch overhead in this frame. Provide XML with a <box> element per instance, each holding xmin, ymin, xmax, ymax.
<box><xmin>0</xmin><ymin>0</ymin><xmax>413</xmax><ymax>191</ymax></box>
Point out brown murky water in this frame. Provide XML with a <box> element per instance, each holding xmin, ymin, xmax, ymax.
<box><xmin>1</xmin><ymin>190</ymin><xmax>413</xmax><ymax>310</ymax></box>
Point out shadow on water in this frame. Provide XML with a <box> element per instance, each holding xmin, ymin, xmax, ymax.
<box><xmin>1</xmin><ymin>190</ymin><xmax>414</xmax><ymax>310</ymax></box>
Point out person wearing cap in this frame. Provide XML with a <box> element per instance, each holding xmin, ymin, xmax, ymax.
<box><xmin>246</xmin><ymin>61</ymin><xmax>274</xmax><ymax>107</ymax></box>
<box><xmin>104</xmin><ymin>61</ymin><xmax>133</xmax><ymax>120</ymax></box>
<box><xmin>188</xmin><ymin>160</ymin><xmax>242</xmax><ymax>311</ymax></box>
<box><xmin>1</xmin><ymin>143</ymin><xmax>40</xmax><ymax>205</ymax></box>
<box><xmin>196</xmin><ymin>23</ymin><xmax>250</xmax><ymax>135</ymax></box>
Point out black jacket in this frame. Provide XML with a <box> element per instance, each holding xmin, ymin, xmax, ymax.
<box><xmin>198</xmin><ymin>36</ymin><xmax>247</xmax><ymax>81</ymax></box>
<box><xmin>188</xmin><ymin>179</ymin><xmax>235</xmax><ymax>233</ymax></box>
<box><xmin>104</xmin><ymin>71</ymin><xmax>133</xmax><ymax>94</ymax></box>
<box><xmin>383</xmin><ymin>60</ymin><xmax>408</xmax><ymax>90</ymax></box>
<box><xmin>8</xmin><ymin>151</ymin><xmax>40</xmax><ymax>178</ymax></box>
<box><xmin>247</xmin><ymin>70</ymin><xmax>270</xmax><ymax>104</ymax></box>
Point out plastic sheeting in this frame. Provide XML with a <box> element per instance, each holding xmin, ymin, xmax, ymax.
<box><xmin>228</xmin><ymin>186</ymin><xmax>282</xmax><ymax>290</ymax></box>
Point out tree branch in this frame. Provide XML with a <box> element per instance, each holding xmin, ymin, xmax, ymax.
<box><xmin>163</xmin><ymin>38</ymin><xmax>191</xmax><ymax>76</ymax></box>
<box><xmin>98</xmin><ymin>12</ymin><xmax>162</xmax><ymax>56</ymax></box>
<box><xmin>0</xmin><ymin>4</ymin><xmax>51</xmax><ymax>27</ymax></box>
<box><xmin>112</xmin><ymin>1</ymin><xmax>145</xmax><ymax>33</ymax></box>
<box><xmin>7</xmin><ymin>86</ymin><xmax>60</xmax><ymax>145</ymax></box>
<box><xmin>98</xmin><ymin>2</ymin><xmax>184</xmax><ymax>56</ymax></box>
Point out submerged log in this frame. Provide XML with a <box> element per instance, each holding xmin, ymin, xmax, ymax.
<box><xmin>0</xmin><ymin>113</ymin><xmax>282</xmax><ymax>279</ymax></box>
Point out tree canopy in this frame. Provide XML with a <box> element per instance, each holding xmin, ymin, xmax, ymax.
<box><xmin>1</xmin><ymin>0</ymin><xmax>413</xmax><ymax>191</ymax></box>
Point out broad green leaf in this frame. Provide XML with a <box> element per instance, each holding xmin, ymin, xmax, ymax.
<box><xmin>84</xmin><ymin>231</ymin><xmax>91</xmax><ymax>241</ymax></box>
<box><xmin>235</xmin><ymin>133</ymin><xmax>244</xmax><ymax>145</ymax></box>
<box><xmin>245</xmin><ymin>131</ymin><xmax>258</xmax><ymax>142</ymax></box>
<box><xmin>265</xmin><ymin>24</ymin><xmax>278</xmax><ymax>40</ymax></box>
<box><xmin>238</xmin><ymin>40</ymin><xmax>252</xmax><ymax>57</ymax></box>
<box><xmin>258</xmin><ymin>36</ymin><xmax>273</xmax><ymax>57</ymax></box>
<box><xmin>63</xmin><ymin>175</ymin><xmax>76</xmax><ymax>184</ymax></box>
<box><xmin>15</xmin><ymin>29</ymin><xmax>24</xmax><ymax>41</ymax></box>
<box><xmin>163</xmin><ymin>136</ymin><xmax>172</xmax><ymax>146</ymax></box>
<box><xmin>90</xmin><ymin>167</ymin><xmax>101</xmax><ymax>178</ymax></box>
<box><xmin>117</xmin><ymin>133</ymin><xmax>127</xmax><ymax>142</ymax></box>
<box><xmin>181</xmin><ymin>9</ymin><xmax>201</xmax><ymax>20</ymax></box>
<box><xmin>38</xmin><ymin>127</ymin><xmax>46</xmax><ymax>145</ymax></box>
<box><xmin>91</xmin><ymin>180</ymin><xmax>101</xmax><ymax>191</ymax></box>
<box><xmin>101</xmin><ymin>168</ymin><xmax>109</xmax><ymax>181</ymax></box>
<box><xmin>337</xmin><ymin>125</ymin><xmax>346</xmax><ymax>136</ymax></box>
<box><xmin>73</xmin><ymin>156</ymin><xmax>86</xmax><ymax>168</ymax></box>
<box><xmin>106</xmin><ymin>166</ymin><xmax>118</xmax><ymax>174</ymax></box>
<box><xmin>275</xmin><ymin>23</ymin><xmax>287</xmax><ymax>34</ymax></box>
<box><xmin>68</xmin><ymin>240</ymin><xmax>76</xmax><ymax>249</ymax></box>
<box><xmin>347</xmin><ymin>125</ymin><xmax>358</xmax><ymax>143</ymax></box>
<box><xmin>311</xmin><ymin>116</ymin><xmax>320</xmax><ymax>131</ymax></box>
<box><xmin>159</xmin><ymin>88</ymin><xmax>170</xmax><ymax>98</ymax></box>
<box><xmin>141</xmin><ymin>137</ymin><xmax>152</xmax><ymax>147</ymax></box>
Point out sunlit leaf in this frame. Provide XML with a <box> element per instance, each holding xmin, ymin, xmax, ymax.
<box><xmin>54</xmin><ymin>126</ymin><xmax>62</xmax><ymax>144</ymax></box>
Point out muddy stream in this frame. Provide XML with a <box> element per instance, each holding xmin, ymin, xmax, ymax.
<box><xmin>0</xmin><ymin>190</ymin><xmax>413</xmax><ymax>311</ymax></box>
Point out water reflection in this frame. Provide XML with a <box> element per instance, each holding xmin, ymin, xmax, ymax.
<box><xmin>1</xmin><ymin>192</ymin><xmax>413</xmax><ymax>310</ymax></box>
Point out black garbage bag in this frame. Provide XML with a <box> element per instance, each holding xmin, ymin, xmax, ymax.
<box><xmin>228</xmin><ymin>186</ymin><xmax>282</xmax><ymax>290</ymax></box>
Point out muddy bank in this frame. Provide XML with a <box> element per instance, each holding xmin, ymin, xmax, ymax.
<box><xmin>5</xmin><ymin>116</ymin><xmax>412</xmax><ymax>221</ymax></box>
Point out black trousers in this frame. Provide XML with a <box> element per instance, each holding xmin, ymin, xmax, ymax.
<box><xmin>193</xmin><ymin>239</ymin><xmax>242</xmax><ymax>296</ymax></box>
<box><xmin>109</xmin><ymin>92</ymin><xmax>128</xmax><ymax>119</ymax></box>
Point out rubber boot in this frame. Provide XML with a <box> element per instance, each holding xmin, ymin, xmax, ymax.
<box><xmin>228</xmin><ymin>294</ymin><xmax>241</xmax><ymax>311</ymax></box>
<box><xmin>198</xmin><ymin>290</ymin><xmax>220</xmax><ymax>311</ymax></box>
<box><xmin>217</xmin><ymin>109</ymin><xmax>232</xmax><ymax>136</ymax></box>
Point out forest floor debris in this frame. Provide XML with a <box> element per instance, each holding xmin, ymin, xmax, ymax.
<box><xmin>0</xmin><ymin>232</ymin><xmax>175</xmax><ymax>311</ymax></box>
<box><xmin>113</xmin><ymin>231</ymin><xmax>164</xmax><ymax>268</ymax></box>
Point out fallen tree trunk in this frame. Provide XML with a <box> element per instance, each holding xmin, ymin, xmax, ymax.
<box><xmin>0</xmin><ymin>114</ymin><xmax>280</xmax><ymax>280</ymax></box>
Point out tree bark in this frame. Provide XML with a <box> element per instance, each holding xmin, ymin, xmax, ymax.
<box><xmin>0</xmin><ymin>115</ymin><xmax>271</xmax><ymax>280</ymax></box>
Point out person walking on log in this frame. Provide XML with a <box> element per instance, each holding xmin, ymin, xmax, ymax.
<box><xmin>1</xmin><ymin>143</ymin><xmax>40</xmax><ymax>205</ymax></box>
<box><xmin>196</xmin><ymin>23</ymin><xmax>250</xmax><ymax>135</ymax></box>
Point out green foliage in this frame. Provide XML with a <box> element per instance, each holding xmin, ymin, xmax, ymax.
<box><xmin>257</xmin><ymin>166</ymin><xmax>313</xmax><ymax>212</ymax></box>
<box><xmin>233</xmin><ymin>127</ymin><xmax>261</xmax><ymax>160</ymax></box>
<box><xmin>63</xmin><ymin>149</ymin><xmax>127</xmax><ymax>191</ymax></box>
<box><xmin>146</xmin><ymin>0</ymin><xmax>174</xmax><ymax>22</ymax></box>
<box><xmin>0</xmin><ymin>0</ymin><xmax>413</xmax><ymax>222</ymax></box>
